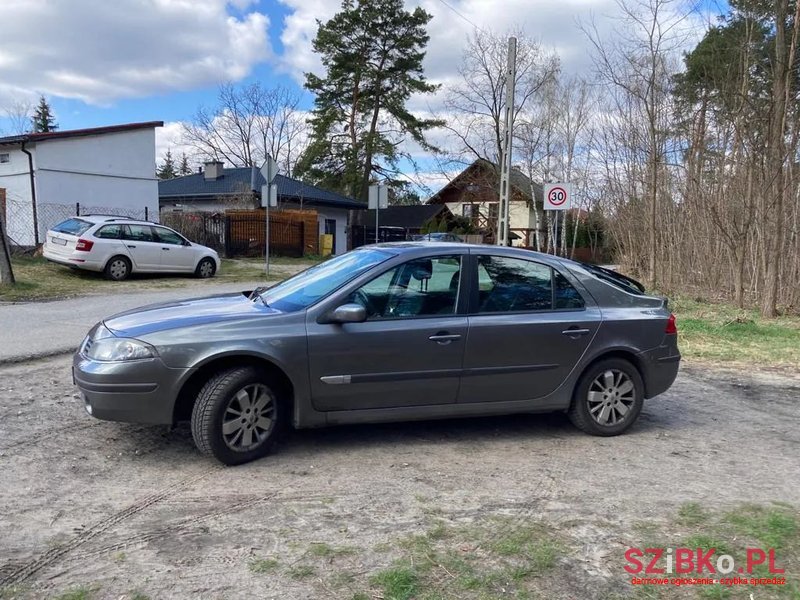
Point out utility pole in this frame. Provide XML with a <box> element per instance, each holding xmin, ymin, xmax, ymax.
<box><xmin>496</xmin><ymin>36</ymin><xmax>517</xmax><ymax>247</ymax></box>
<box><xmin>0</xmin><ymin>214</ymin><xmax>15</xmax><ymax>285</ymax></box>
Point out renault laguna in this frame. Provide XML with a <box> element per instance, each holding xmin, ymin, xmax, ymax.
<box><xmin>73</xmin><ymin>243</ymin><xmax>680</xmax><ymax>465</ymax></box>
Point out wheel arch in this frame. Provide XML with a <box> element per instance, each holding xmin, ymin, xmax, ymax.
<box><xmin>572</xmin><ymin>348</ymin><xmax>646</xmax><ymax>401</ymax></box>
<box><xmin>173</xmin><ymin>353</ymin><xmax>295</xmax><ymax>424</ymax></box>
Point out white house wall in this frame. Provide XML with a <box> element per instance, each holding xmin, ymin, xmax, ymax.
<box><xmin>0</xmin><ymin>146</ymin><xmax>35</xmax><ymax>245</ymax></box>
<box><xmin>313</xmin><ymin>207</ymin><xmax>349</xmax><ymax>255</ymax></box>
<box><xmin>1</xmin><ymin>128</ymin><xmax>159</xmax><ymax>245</ymax></box>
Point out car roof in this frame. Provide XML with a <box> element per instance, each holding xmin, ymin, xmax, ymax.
<box><xmin>370</xmin><ymin>241</ymin><xmax>562</xmax><ymax>262</ymax></box>
<box><xmin>74</xmin><ymin>215</ymin><xmax>160</xmax><ymax>226</ymax></box>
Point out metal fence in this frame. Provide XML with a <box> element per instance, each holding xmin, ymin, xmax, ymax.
<box><xmin>3</xmin><ymin>198</ymin><xmax>151</xmax><ymax>249</ymax></box>
<box><xmin>161</xmin><ymin>211</ymin><xmax>305</xmax><ymax>258</ymax></box>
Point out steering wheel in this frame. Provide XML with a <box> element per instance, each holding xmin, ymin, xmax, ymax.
<box><xmin>353</xmin><ymin>289</ymin><xmax>378</xmax><ymax>317</ymax></box>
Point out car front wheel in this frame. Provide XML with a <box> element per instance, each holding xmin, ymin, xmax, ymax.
<box><xmin>190</xmin><ymin>366</ymin><xmax>283</xmax><ymax>465</ymax></box>
<box><xmin>195</xmin><ymin>257</ymin><xmax>216</xmax><ymax>278</ymax></box>
<box><xmin>568</xmin><ymin>358</ymin><xmax>644</xmax><ymax>436</ymax></box>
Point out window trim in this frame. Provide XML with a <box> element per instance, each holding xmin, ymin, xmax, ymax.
<box><xmin>468</xmin><ymin>254</ymin><xmax>587</xmax><ymax>316</ymax></box>
<box><xmin>347</xmin><ymin>253</ymin><xmax>469</xmax><ymax>322</ymax></box>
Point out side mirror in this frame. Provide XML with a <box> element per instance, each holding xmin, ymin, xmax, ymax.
<box><xmin>325</xmin><ymin>303</ymin><xmax>367</xmax><ymax>324</ymax></box>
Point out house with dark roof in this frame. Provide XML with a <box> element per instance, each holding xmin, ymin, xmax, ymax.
<box><xmin>159</xmin><ymin>161</ymin><xmax>365</xmax><ymax>255</ymax></box>
<box><xmin>0</xmin><ymin>121</ymin><xmax>163</xmax><ymax>246</ymax></box>
<box><xmin>427</xmin><ymin>158</ymin><xmax>543</xmax><ymax>246</ymax></box>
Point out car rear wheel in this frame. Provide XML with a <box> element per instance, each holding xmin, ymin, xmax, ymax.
<box><xmin>191</xmin><ymin>366</ymin><xmax>283</xmax><ymax>465</ymax></box>
<box><xmin>104</xmin><ymin>255</ymin><xmax>131</xmax><ymax>281</ymax></box>
<box><xmin>195</xmin><ymin>257</ymin><xmax>216</xmax><ymax>278</ymax></box>
<box><xmin>568</xmin><ymin>358</ymin><xmax>644</xmax><ymax>436</ymax></box>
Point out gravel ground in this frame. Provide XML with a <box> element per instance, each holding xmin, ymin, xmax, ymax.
<box><xmin>0</xmin><ymin>357</ymin><xmax>798</xmax><ymax>599</ymax></box>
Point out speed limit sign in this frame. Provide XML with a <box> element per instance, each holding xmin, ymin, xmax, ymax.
<box><xmin>544</xmin><ymin>183</ymin><xmax>571</xmax><ymax>211</ymax></box>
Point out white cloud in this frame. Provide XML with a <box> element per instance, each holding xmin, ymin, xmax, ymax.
<box><xmin>0</xmin><ymin>0</ymin><xmax>271</xmax><ymax>105</ymax></box>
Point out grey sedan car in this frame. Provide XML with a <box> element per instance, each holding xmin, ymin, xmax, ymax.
<box><xmin>74</xmin><ymin>243</ymin><xmax>680</xmax><ymax>465</ymax></box>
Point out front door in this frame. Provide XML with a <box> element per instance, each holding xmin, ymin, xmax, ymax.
<box><xmin>153</xmin><ymin>226</ymin><xmax>196</xmax><ymax>272</ymax></box>
<box><xmin>307</xmin><ymin>254</ymin><xmax>468</xmax><ymax>411</ymax></box>
<box><xmin>121</xmin><ymin>224</ymin><xmax>162</xmax><ymax>271</ymax></box>
<box><xmin>458</xmin><ymin>254</ymin><xmax>601</xmax><ymax>403</ymax></box>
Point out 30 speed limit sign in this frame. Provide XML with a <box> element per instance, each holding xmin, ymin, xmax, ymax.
<box><xmin>544</xmin><ymin>183</ymin><xmax>571</xmax><ymax>211</ymax></box>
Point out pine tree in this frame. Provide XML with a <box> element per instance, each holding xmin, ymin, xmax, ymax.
<box><xmin>157</xmin><ymin>150</ymin><xmax>177</xmax><ymax>180</ymax></box>
<box><xmin>31</xmin><ymin>96</ymin><xmax>58</xmax><ymax>133</ymax></box>
<box><xmin>178</xmin><ymin>153</ymin><xmax>192</xmax><ymax>176</ymax></box>
<box><xmin>296</xmin><ymin>0</ymin><xmax>442</xmax><ymax>200</ymax></box>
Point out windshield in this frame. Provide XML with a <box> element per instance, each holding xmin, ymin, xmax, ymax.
<box><xmin>260</xmin><ymin>248</ymin><xmax>394</xmax><ymax>312</ymax></box>
<box><xmin>52</xmin><ymin>218</ymin><xmax>93</xmax><ymax>236</ymax></box>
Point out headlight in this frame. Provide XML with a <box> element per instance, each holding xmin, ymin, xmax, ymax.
<box><xmin>85</xmin><ymin>337</ymin><xmax>156</xmax><ymax>362</ymax></box>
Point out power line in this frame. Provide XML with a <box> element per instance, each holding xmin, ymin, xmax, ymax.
<box><xmin>435</xmin><ymin>0</ymin><xmax>483</xmax><ymax>32</ymax></box>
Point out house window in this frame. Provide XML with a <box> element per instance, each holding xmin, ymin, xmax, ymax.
<box><xmin>488</xmin><ymin>203</ymin><xmax>499</xmax><ymax>220</ymax></box>
<box><xmin>462</xmin><ymin>204</ymin><xmax>478</xmax><ymax>219</ymax></box>
<box><xmin>0</xmin><ymin>153</ymin><xmax>9</xmax><ymax>164</ymax></box>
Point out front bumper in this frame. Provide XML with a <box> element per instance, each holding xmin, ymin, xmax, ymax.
<box><xmin>73</xmin><ymin>352</ymin><xmax>191</xmax><ymax>424</ymax></box>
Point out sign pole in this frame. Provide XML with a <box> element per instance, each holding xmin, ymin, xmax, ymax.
<box><xmin>260</xmin><ymin>156</ymin><xmax>278</xmax><ymax>278</ymax></box>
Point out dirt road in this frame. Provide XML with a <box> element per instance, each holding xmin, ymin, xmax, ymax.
<box><xmin>0</xmin><ymin>357</ymin><xmax>798</xmax><ymax>599</ymax></box>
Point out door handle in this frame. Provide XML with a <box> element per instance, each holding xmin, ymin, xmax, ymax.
<box><xmin>162</xmin><ymin>247</ymin><xmax>170</xmax><ymax>250</ymax></box>
<box><xmin>126</xmin><ymin>245</ymin><xmax>137</xmax><ymax>249</ymax></box>
<box><xmin>429</xmin><ymin>333</ymin><xmax>461</xmax><ymax>344</ymax></box>
<box><xmin>561</xmin><ymin>327</ymin><xmax>591</xmax><ymax>337</ymax></box>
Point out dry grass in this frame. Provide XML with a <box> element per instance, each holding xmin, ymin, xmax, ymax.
<box><xmin>0</xmin><ymin>256</ymin><xmax>320</xmax><ymax>303</ymax></box>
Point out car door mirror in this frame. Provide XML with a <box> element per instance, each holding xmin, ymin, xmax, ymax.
<box><xmin>325</xmin><ymin>303</ymin><xmax>367</xmax><ymax>324</ymax></box>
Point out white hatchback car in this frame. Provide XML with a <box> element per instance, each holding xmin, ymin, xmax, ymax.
<box><xmin>43</xmin><ymin>215</ymin><xmax>221</xmax><ymax>281</ymax></box>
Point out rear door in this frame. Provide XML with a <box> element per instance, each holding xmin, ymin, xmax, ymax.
<box><xmin>458</xmin><ymin>253</ymin><xmax>601</xmax><ymax>404</ymax></box>
<box><xmin>152</xmin><ymin>226</ymin><xmax>196</xmax><ymax>272</ymax></box>
<box><xmin>121</xmin><ymin>224</ymin><xmax>162</xmax><ymax>271</ymax></box>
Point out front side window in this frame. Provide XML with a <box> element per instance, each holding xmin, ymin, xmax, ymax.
<box><xmin>123</xmin><ymin>225</ymin><xmax>154</xmax><ymax>242</ymax></box>
<box><xmin>349</xmin><ymin>255</ymin><xmax>462</xmax><ymax>319</ymax></box>
<box><xmin>154</xmin><ymin>227</ymin><xmax>185</xmax><ymax>245</ymax></box>
<box><xmin>259</xmin><ymin>248</ymin><xmax>394</xmax><ymax>312</ymax></box>
<box><xmin>477</xmin><ymin>256</ymin><xmax>585</xmax><ymax>312</ymax></box>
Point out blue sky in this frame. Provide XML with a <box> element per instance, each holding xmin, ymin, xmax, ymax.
<box><xmin>1</xmin><ymin>0</ymin><xmax>719</xmax><ymax>188</ymax></box>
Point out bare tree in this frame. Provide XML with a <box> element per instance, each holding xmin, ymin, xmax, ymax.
<box><xmin>444</xmin><ymin>28</ymin><xmax>560</xmax><ymax>166</ymax></box>
<box><xmin>2</xmin><ymin>100</ymin><xmax>34</xmax><ymax>135</ymax></box>
<box><xmin>182</xmin><ymin>83</ymin><xmax>307</xmax><ymax>175</ymax></box>
<box><xmin>582</xmin><ymin>0</ymin><xmax>689</xmax><ymax>289</ymax></box>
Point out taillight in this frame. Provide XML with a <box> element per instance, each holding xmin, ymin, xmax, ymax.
<box><xmin>665</xmin><ymin>313</ymin><xmax>677</xmax><ymax>335</ymax></box>
<box><xmin>76</xmin><ymin>239</ymin><xmax>94</xmax><ymax>252</ymax></box>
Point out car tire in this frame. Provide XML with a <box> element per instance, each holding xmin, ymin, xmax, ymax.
<box><xmin>195</xmin><ymin>257</ymin><xmax>216</xmax><ymax>279</ymax></box>
<box><xmin>104</xmin><ymin>255</ymin><xmax>132</xmax><ymax>281</ymax></box>
<box><xmin>191</xmin><ymin>366</ymin><xmax>284</xmax><ymax>465</ymax></box>
<box><xmin>568</xmin><ymin>358</ymin><xmax>644</xmax><ymax>436</ymax></box>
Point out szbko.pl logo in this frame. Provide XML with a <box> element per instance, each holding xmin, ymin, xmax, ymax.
<box><xmin>625</xmin><ymin>547</ymin><xmax>786</xmax><ymax>588</ymax></box>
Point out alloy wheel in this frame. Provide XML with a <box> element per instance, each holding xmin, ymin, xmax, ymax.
<box><xmin>221</xmin><ymin>383</ymin><xmax>276</xmax><ymax>452</ymax></box>
<box><xmin>587</xmin><ymin>369</ymin><xmax>636</xmax><ymax>426</ymax></box>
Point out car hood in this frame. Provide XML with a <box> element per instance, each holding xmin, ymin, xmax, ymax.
<box><xmin>103</xmin><ymin>292</ymin><xmax>282</xmax><ymax>338</ymax></box>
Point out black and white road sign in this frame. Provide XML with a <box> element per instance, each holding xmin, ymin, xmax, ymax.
<box><xmin>544</xmin><ymin>183</ymin><xmax>571</xmax><ymax>211</ymax></box>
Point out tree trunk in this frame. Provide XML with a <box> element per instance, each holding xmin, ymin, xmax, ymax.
<box><xmin>0</xmin><ymin>216</ymin><xmax>15</xmax><ymax>285</ymax></box>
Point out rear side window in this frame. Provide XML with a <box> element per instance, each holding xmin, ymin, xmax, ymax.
<box><xmin>94</xmin><ymin>224</ymin><xmax>123</xmax><ymax>239</ymax></box>
<box><xmin>52</xmin><ymin>218</ymin><xmax>92</xmax><ymax>236</ymax></box>
<box><xmin>123</xmin><ymin>225</ymin><xmax>154</xmax><ymax>242</ymax></box>
<box><xmin>476</xmin><ymin>256</ymin><xmax>585</xmax><ymax>312</ymax></box>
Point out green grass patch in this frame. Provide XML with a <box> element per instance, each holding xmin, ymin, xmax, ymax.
<box><xmin>286</xmin><ymin>564</ymin><xmax>316</xmax><ymax>580</ymax></box>
<box><xmin>670</xmin><ymin>295</ymin><xmax>800</xmax><ymax>368</ymax></box>
<box><xmin>360</xmin><ymin>518</ymin><xmax>565</xmax><ymax>599</ymax></box>
<box><xmin>249</xmin><ymin>557</ymin><xmax>279</xmax><ymax>573</ymax></box>
<box><xmin>54</xmin><ymin>586</ymin><xmax>99</xmax><ymax>600</ymax></box>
